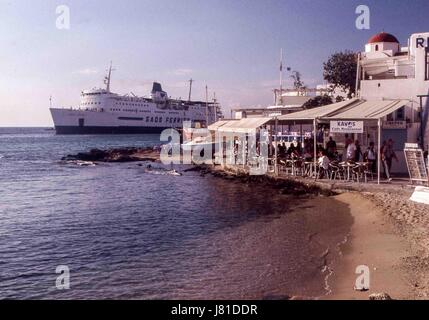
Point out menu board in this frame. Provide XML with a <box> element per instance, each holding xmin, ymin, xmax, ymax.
<box><xmin>404</xmin><ymin>147</ymin><xmax>428</xmax><ymax>184</ymax></box>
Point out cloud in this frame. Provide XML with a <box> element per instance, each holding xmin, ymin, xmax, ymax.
<box><xmin>171</xmin><ymin>68</ymin><xmax>193</xmax><ymax>76</ymax></box>
<box><xmin>73</xmin><ymin>68</ymin><xmax>98</xmax><ymax>75</ymax></box>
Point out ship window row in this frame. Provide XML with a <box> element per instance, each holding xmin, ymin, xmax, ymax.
<box><xmin>116</xmin><ymin>102</ymin><xmax>149</xmax><ymax>107</ymax></box>
<box><xmin>82</xmin><ymin>102</ymin><xmax>102</xmax><ymax>105</ymax></box>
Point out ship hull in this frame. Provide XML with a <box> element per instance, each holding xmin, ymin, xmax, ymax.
<box><xmin>54</xmin><ymin>125</ymin><xmax>173</xmax><ymax>134</ymax></box>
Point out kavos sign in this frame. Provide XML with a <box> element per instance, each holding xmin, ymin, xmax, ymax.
<box><xmin>330</xmin><ymin>121</ymin><xmax>364</xmax><ymax>133</ymax></box>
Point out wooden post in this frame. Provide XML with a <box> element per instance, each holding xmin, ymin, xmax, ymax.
<box><xmin>274</xmin><ymin>117</ymin><xmax>278</xmax><ymax>175</ymax></box>
<box><xmin>377</xmin><ymin>118</ymin><xmax>381</xmax><ymax>185</ymax></box>
<box><xmin>313</xmin><ymin>119</ymin><xmax>317</xmax><ymax>164</ymax></box>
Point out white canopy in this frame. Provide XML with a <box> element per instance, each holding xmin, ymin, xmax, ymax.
<box><xmin>217</xmin><ymin>117</ymin><xmax>272</xmax><ymax>133</ymax></box>
<box><xmin>277</xmin><ymin>99</ymin><xmax>359</xmax><ymax>121</ymax></box>
<box><xmin>322</xmin><ymin>99</ymin><xmax>410</xmax><ymax>120</ymax></box>
<box><xmin>207</xmin><ymin>120</ymin><xmax>233</xmax><ymax>131</ymax></box>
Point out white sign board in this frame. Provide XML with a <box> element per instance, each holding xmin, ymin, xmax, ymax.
<box><xmin>330</xmin><ymin>121</ymin><xmax>364</xmax><ymax>134</ymax></box>
<box><xmin>404</xmin><ymin>146</ymin><xmax>428</xmax><ymax>184</ymax></box>
<box><xmin>382</xmin><ymin>120</ymin><xmax>406</xmax><ymax>129</ymax></box>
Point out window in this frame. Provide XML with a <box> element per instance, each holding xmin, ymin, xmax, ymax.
<box><xmin>396</xmin><ymin>107</ymin><xmax>405</xmax><ymax>121</ymax></box>
<box><xmin>375</xmin><ymin>44</ymin><xmax>379</xmax><ymax>51</ymax></box>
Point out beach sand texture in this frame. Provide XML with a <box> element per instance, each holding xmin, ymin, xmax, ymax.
<box><xmin>327</xmin><ymin>192</ymin><xmax>413</xmax><ymax>299</ymax></box>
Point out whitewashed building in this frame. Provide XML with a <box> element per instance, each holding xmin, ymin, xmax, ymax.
<box><xmin>358</xmin><ymin>31</ymin><xmax>429</xmax><ymax>151</ymax></box>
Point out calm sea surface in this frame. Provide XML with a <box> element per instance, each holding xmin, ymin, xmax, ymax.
<box><xmin>0</xmin><ymin>128</ymin><xmax>351</xmax><ymax>299</ymax></box>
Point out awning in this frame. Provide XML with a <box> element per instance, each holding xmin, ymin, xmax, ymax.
<box><xmin>207</xmin><ymin>120</ymin><xmax>234</xmax><ymax>131</ymax></box>
<box><xmin>276</xmin><ymin>98</ymin><xmax>410</xmax><ymax>122</ymax></box>
<box><xmin>217</xmin><ymin>117</ymin><xmax>272</xmax><ymax>133</ymax></box>
<box><xmin>322</xmin><ymin>99</ymin><xmax>410</xmax><ymax>120</ymax></box>
<box><xmin>277</xmin><ymin>98</ymin><xmax>359</xmax><ymax>121</ymax></box>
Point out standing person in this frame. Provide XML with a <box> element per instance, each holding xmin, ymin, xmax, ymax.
<box><xmin>346</xmin><ymin>140</ymin><xmax>356</xmax><ymax>161</ymax></box>
<box><xmin>354</xmin><ymin>140</ymin><xmax>363</xmax><ymax>162</ymax></box>
<box><xmin>296</xmin><ymin>142</ymin><xmax>302</xmax><ymax>156</ymax></box>
<box><xmin>365</xmin><ymin>142</ymin><xmax>377</xmax><ymax>173</ymax></box>
<box><xmin>326</xmin><ymin>136</ymin><xmax>337</xmax><ymax>158</ymax></box>
<box><xmin>382</xmin><ymin>139</ymin><xmax>398</xmax><ymax>181</ymax></box>
<box><xmin>344</xmin><ymin>134</ymin><xmax>353</xmax><ymax>149</ymax></box>
<box><xmin>287</xmin><ymin>143</ymin><xmax>295</xmax><ymax>157</ymax></box>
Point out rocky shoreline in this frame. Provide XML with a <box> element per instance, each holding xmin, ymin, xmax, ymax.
<box><xmin>62</xmin><ymin>147</ymin><xmax>160</xmax><ymax>163</ymax></box>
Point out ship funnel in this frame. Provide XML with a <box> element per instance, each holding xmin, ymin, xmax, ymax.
<box><xmin>151</xmin><ymin>82</ymin><xmax>163</xmax><ymax>93</ymax></box>
<box><xmin>150</xmin><ymin>82</ymin><xmax>168</xmax><ymax>102</ymax></box>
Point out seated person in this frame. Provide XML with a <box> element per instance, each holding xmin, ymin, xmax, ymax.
<box><xmin>286</xmin><ymin>143</ymin><xmax>295</xmax><ymax>157</ymax></box>
<box><xmin>317</xmin><ymin>150</ymin><xmax>330</xmax><ymax>178</ymax></box>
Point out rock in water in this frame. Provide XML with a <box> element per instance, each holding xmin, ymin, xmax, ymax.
<box><xmin>368</xmin><ymin>293</ymin><xmax>392</xmax><ymax>300</ymax></box>
<box><xmin>62</xmin><ymin>147</ymin><xmax>159</xmax><ymax>163</ymax></box>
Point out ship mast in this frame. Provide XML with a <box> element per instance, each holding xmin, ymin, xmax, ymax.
<box><xmin>188</xmin><ymin>78</ymin><xmax>194</xmax><ymax>101</ymax></box>
<box><xmin>105</xmin><ymin>62</ymin><xmax>114</xmax><ymax>92</ymax></box>
<box><xmin>213</xmin><ymin>92</ymin><xmax>217</xmax><ymax>122</ymax></box>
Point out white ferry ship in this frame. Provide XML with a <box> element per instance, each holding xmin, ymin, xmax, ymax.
<box><xmin>50</xmin><ymin>64</ymin><xmax>222</xmax><ymax>134</ymax></box>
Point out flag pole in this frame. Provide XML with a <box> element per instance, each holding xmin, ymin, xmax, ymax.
<box><xmin>205</xmin><ymin>85</ymin><xmax>209</xmax><ymax>127</ymax></box>
<box><xmin>279</xmin><ymin>48</ymin><xmax>283</xmax><ymax>106</ymax></box>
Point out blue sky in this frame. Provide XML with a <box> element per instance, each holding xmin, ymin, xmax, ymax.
<box><xmin>1</xmin><ymin>0</ymin><xmax>429</xmax><ymax>126</ymax></box>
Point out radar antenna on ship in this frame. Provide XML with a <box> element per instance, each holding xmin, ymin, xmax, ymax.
<box><xmin>104</xmin><ymin>61</ymin><xmax>115</xmax><ymax>92</ymax></box>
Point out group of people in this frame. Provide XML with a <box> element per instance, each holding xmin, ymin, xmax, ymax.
<box><xmin>276</xmin><ymin>133</ymin><xmax>398</xmax><ymax>180</ymax></box>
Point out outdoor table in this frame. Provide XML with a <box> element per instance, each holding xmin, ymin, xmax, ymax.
<box><xmin>339</xmin><ymin>161</ymin><xmax>355</xmax><ymax>181</ymax></box>
<box><xmin>355</xmin><ymin>162</ymin><xmax>371</xmax><ymax>182</ymax></box>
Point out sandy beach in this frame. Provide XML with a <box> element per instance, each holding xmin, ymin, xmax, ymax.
<box><xmin>203</xmin><ymin>164</ymin><xmax>429</xmax><ymax>299</ymax></box>
<box><xmin>326</xmin><ymin>192</ymin><xmax>413</xmax><ymax>299</ymax></box>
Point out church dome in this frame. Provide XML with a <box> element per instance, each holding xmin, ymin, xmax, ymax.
<box><xmin>368</xmin><ymin>32</ymin><xmax>399</xmax><ymax>44</ymax></box>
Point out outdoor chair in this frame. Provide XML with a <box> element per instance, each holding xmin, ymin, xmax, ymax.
<box><xmin>294</xmin><ymin>159</ymin><xmax>304</xmax><ymax>176</ymax></box>
<box><xmin>279</xmin><ymin>159</ymin><xmax>293</xmax><ymax>175</ymax></box>
<box><xmin>362</xmin><ymin>163</ymin><xmax>374</xmax><ymax>183</ymax></box>
<box><xmin>314</xmin><ymin>164</ymin><xmax>329</xmax><ymax>181</ymax></box>
<box><xmin>329</xmin><ymin>163</ymin><xmax>344</xmax><ymax>181</ymax></box>
<box><xmin>351</xmin><ymin>164</ymin><xmax>363</xmax><ymax>183</ymax></box>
